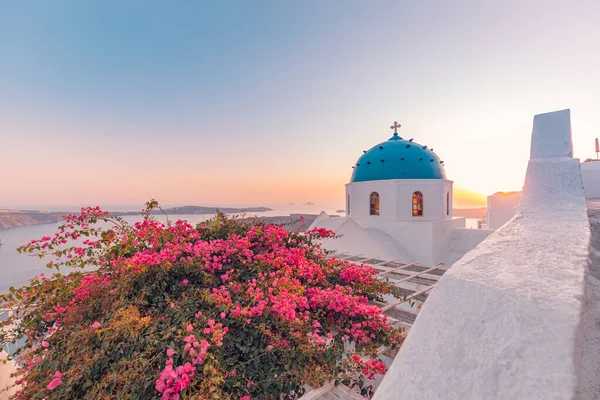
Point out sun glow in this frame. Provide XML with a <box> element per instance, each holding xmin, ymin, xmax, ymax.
<box><xmin>452</xmin><ymin>186</ymin><xmax>488</xmax><ymax>209</ymax></box>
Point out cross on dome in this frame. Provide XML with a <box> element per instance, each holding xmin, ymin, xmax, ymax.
<box><xmin>351</xmin><ymin>121</ymin><xmax>446</xmax><ymax>182</ymax></box>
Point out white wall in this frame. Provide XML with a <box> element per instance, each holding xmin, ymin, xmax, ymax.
<box><xmin>375</xmin><ymin>109</ymin><xmax>590</xmax><ymax>400</ymax></box>
<box><xmin>345</xmin><ymin>217</ymin><xmax>462</xmax><ymax>265</ymax></box>
<box><xmin>0</xmin><ymin>351</ymin><xmax>17</xmax><ymax>397</ymax></box>
<box><xmin>582</xmin><ymin>161</ymin><xmax>600</xmax><ymax>199</ymax></box>
<box><xmin>346</xmin><ymin>179</ymin><xmax>453</xmax><ymax>222</ymax></box>
<box><xmin>431</xmin><ymin>217</ymin><xmax>471</xmax><ymax>264</ymax></box>
<box><xmin>444</xmin><ymin>181</ymin><xmax>453</xmax><ymax>218</ymax></box>
<box><xmin>346</xmin><ymin>180</ymin><xmax>397</xmax><ymax>220</ymax></box>
<box><xmin>369</xmin><ymin>219</ymin><xmax>434</xmax><ymax>265</ymax></box>
<box><xmin>343</xmin><ymin>178</ymin><xmax>455</xmax><ymax>265</ymax></box>
<box><xmin>486</xmin><ymin>191</ymin><xmax>522</xmax><ymax>230</ymax></box>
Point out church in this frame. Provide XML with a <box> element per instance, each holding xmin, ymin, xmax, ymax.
<box><xmin>309</xmin><ymin>122</ymin><xmax>491</xmax><ymax>266</ymax></box>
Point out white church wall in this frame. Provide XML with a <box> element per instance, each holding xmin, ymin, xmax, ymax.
<box><xmin>346</xmin><ymin>181</ymin><xmax>397</xmax><ymax>220</ymax></box>
<box><xmin>444</xmin><ymin>181</ymin><xmax>453</xmax><ymax>219</ymax></box>
<box><xmin>346</xmin><ymin>179</ymin><xmax>452</xmax><ymax>223</ymax></box>
<box><xmin>431</xmin><ymin>220</ymin><xmax>450</xmax><ymax>266</ymax></box>
<box><xmin>318</xmin><ymin>219</ymin><xmax>411</xmax><ymax>261</ymax></box>
<box><xmin>312</xmin><ymin>214</ymin><xmax>466</xmax><ymax>266</ymax></box>
<box><xmin>395</xmin><ymin>179</ymin><xmax>447</xmax><ymax>221</ymax></box>
<box><xmin>375</xmin><ymin>109</ymin><xmax>590</xmax><ymax>400</ymax></box>
<box><xmin>350</xmin><ymin>218</ymin><xmax>434</xmax><ymax>264</ymax></box>
<box><xmin>355</xmin><ymin>218</ymin><xmax>461</xmax><ymax>266</ymax></box>
<box><xmin>344</xmin><ymin>178</ymin><xmax>457</xmax><ymax>265</ymax></box>
<box><xmin>375</xmin><ymin>220</ymin><xmax>435</xmax><ymax>265</ymax></box>
<box><xmin>431</xmin><ymin>217</ymin><xmax>469</xmax><ymax>265</ymax></box>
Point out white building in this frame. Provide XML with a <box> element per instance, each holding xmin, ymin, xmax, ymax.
<box><xmin>581</xmin><ymin>159</ymin><xmax>600</xmax><ymax>198</ymax></box>
<box><xmin>310</xmin><ymin>122</ymin><xmax>490</xmax><ymax>266</ymax></box>
<box><xmin>486</xmin><ymin>144</ymin><xmax>600</xmax><ymax>230</ymax></box>
<box><xmin>486</xmin><ymin>191</ymin><xmax>522</xmax><ymax>230</ymax></box>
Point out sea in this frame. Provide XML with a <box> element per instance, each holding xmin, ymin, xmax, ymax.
<box><xmin>0</xmin><ymin>204</ymin><xmax>338</xmax><ymax>293</ymax></box>
<box><xmin>0</xmin><ymin>205</ymin><xmax>478</xmax><ymax>294</ymax></box>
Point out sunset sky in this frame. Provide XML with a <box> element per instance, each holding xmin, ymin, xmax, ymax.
<box><xmin>1</xmin><ymin>1</ymin><xmax>599</xmax><ymax>209</ymax></box>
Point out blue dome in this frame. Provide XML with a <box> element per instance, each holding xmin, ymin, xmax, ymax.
<box><xmin>351</xmin><ymin>133</ymin><xmax>446</xmax><ymax>182</ymax></box>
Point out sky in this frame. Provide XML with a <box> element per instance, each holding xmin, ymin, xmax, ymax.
<box><xmin>1</xmin><ymin>0</ymin><xmax>599</xmax><ymax>209</ymax></box>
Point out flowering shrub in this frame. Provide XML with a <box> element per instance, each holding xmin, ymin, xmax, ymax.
<box><xmin>0</xmin><ymin>201</ymin><xmax>403</xmax><ymax>399</ymax></box>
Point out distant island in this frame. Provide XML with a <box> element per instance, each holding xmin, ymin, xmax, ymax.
<box><xmin>113</xmin><ymin>205</ymin><xmax>272</xmax><ymax>216</ymax></box>
<box><xmin>336</xmin><ymin>209</ymin><xmax>346</xmax><ymax>213</ymax></box>
<box><xmin>0</xmin><ymin>206</ymin><xmax>273</xmax><ymax>230</ymax></box>
<box><xmin>303</xmin><ymin>202</ymin><xmax>315</xmax><ymax>206</ymax></box>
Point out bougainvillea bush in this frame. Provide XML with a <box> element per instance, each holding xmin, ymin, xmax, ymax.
<box><xmin>0</xmin><ymin>201</ymin><xmax>403</xmax><ymax>399</ymax></box>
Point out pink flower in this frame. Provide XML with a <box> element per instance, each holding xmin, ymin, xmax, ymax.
<box><xmin>186</xmin><ymin>324</ymin><xmax>193</xmax><ymax>332</ymax></box>
<box><xmin>92</xmin><ymin>322</ymin><xmax>101</xmax><ymax>329</ymax></box>
<box><xmin>47</xmin><ymin>377</ymin><xmax>62</xmax><ymax>390</ymax></box>
<box><xmin>220</xmin><ymin>311</ymin><xmax>226</xmax><ymax>318</ymax></box>
<box><xmin>42</xmin><ymin>341</ymin><xmax>49</xmax><ymax>348</ymax></box>
<box><xmin>194</xmin><ymin>311</ymin><xmax>202</xmax><ymax>319</ymax></box>
<box><xmin>155</xmin><ymin>361</ymin><xmax>195</xmax><ymax>398</ymax></box>
<box><xmin>240</xmin><ymin>396</ymin><xmax>251</xmax><ymax>400</ymax></box>
<box><xmin>184</xmin><ymin>334</ymin><xmax>196</xmax><ymax>343</ymax></box>
<box><xmin>166</xmin><ymin>348</ymin><xmax>175</xmax><ymax>357</ymax></box>
<box><xmin>181</xmin><ymin>279</ymin><xmax>189</xmax><ymax>285</ymax></box>
<box><xmin>47</xmin><ymin>371</ymin><xmax>62</xmax><ymax>390</ymax></box>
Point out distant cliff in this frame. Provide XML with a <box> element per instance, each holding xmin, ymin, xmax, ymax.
<box><xmin>0</xmin><ymin>210</ymin><xmax>62</xmax><ymax>230</ymax></box>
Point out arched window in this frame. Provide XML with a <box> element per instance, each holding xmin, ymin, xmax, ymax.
<box><xmin>446</xmin><ymin>192</ymin><xmax>450</xmax><ymax>215</ymax></box>
<box><xmin>412</xmin><ymin>191</ymin><xmax>423</xmax><ymax>216</ymax></box>
<box><xmin>370</xmin><ymin>192</ymin><xmax>380</xmax><ymax>216</ymax></box>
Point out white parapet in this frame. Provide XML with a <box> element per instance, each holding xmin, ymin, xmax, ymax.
<box><xmin>530</xmin><ymin>109</ymin><xmax>573</xmax><ymax>158</ymax></box>
<box><xmin>374</xmin><ymin>109</ymin><xmax>590</xmax><ymax>400</ymax></box>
